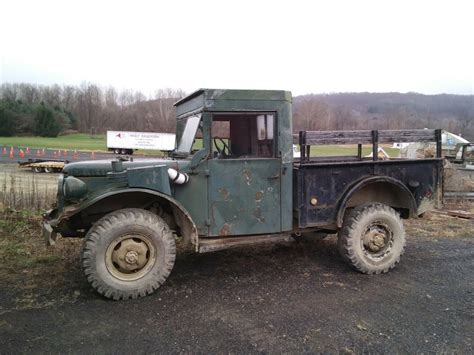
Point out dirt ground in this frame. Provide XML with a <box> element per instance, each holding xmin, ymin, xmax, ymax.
<box><xmin>0</xmin><ymin>209</ymin><xmax>472</xmax><ymax>353</ymax></box>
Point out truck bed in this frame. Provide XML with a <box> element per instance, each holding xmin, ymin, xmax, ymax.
<box><xmin>293</xmin><ymin>158</ymin><xmax>443</xmax><ymax>228</ymax></box>
<box><xmin>293</xmin><ymin>129</ymin><xmax>444</xmax><ymax>230</ymax></box>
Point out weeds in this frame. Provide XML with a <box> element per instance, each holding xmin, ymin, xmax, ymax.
<box><xmin>0</xmin><ymin>209</ymin><xmax>82</xmax><ymax>309</ymax></box>
<box><xmin>0</xmin><ymin>173</ymin><xmax>56</xmax><ymax>211</ymax></box>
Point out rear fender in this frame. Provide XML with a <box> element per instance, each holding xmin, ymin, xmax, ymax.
<box><xmin>336</xmin><ymin>176</ymin><xmax>417</xmax><ymax>228</ymax></box>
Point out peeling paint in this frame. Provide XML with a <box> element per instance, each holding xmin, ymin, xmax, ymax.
<box><xmin>218</xmin><ymin>188</ymin><xmax>230</xmax><ymax>201</ymax></box>
<box><xmin>243</xmin><ymin>169</ymin><xmax>253</xmax><ymax>185</ymax></box>
<box><xmin>254</xmin><ymin>208</ymin><xmax>265</xmax><ymax>223</ymax></box>
<box><xmin>255</xmin><ymin>191</ymin><xmax>264</xmax><ymax>202</ymax></box>
<box><xmin>219</xmin><ymin>223</ymin><xmax>232</xmax><ymax>236</ymax></box>
<box><xmin>417</xmin><ymin>197</ymin><xmax>435</xmax><ymax>215</ymax></box>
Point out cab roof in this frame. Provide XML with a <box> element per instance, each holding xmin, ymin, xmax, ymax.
<box><xmin>174</xmin><ymin>89</ymin><xmax>292</xmax><ymax>118</ymax></box>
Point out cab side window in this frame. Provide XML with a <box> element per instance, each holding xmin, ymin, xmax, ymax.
<box><xmin>211</xmin><ymin>113</ymin><xmax>275</xmax><ymax>159</ymax></box>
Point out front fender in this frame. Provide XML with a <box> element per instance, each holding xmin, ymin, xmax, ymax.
<box><xmin>50</xmin><ymin>188</ymin><xmax>199</xmax><ymax>250</ymax></box>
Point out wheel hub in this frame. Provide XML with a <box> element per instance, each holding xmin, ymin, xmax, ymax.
<box><xmin>125</xmin><ymin>250</ymin><xmax>139</xmax><ymax>264</ymax></box>
<box><xmin>106</xmin><ymin>235</ymin><xmax>156</xmax><ymax>280</ymax></box>
<box><xmin>362</xmin><ymin>222</ymin><xmax>392</xmax><ymax>257</ymax></box>
<box><xmin>366</xmin><ymin>230</ymin><xmax>386</xmax><ymax>252</ymax></box>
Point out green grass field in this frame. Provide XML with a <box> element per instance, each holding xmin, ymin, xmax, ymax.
<box><xmin>0</xmin><ymin>134</ymin><xmax>107</xmax><ymax>151</ymax></box>
<box><xmin>0</xmin><ymin>134</ymin><xmax>399</xmax><ymax>157</ymax></box>
<box><xmin>305</xmin><ymin>145</ymin><xmax>399</xmax><ymax>157</ymax></box>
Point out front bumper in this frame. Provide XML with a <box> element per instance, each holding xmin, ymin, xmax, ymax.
<box><xmin>42</xmin><ymin>209</ymin><xmax>59</xmax><ymax>246</ymax></box>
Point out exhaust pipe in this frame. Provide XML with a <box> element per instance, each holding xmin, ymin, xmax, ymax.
<box><xmin>168</xmin><ymin>168</ymin><xmax>189</xmax><ymax>185</ymax></box>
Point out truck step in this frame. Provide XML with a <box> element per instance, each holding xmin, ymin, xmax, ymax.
<box><xmin>198</xmin><ymin>234</ymin><xmax>293</xmax><ymax>253</ymax></box>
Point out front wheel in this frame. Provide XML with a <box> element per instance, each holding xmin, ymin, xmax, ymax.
<box><xmin>337</xmin><ymin>203</ymin><xmax>405</xmax><ymax>274</ymax></box>
<box><xmin>81</xmin><ymin>208</ymin><xmax>176</xmax><ymax>300</ymax></box>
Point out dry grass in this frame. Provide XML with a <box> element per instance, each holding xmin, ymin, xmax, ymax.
<box><xmin>0</xmin><ymin>209</ymin><xmax>83</xmax><ymax>310</ymax></box>
<box><xmin>0</xmin><ymin>173</ymin><xmax>57</xmax><ymax>211</ymax></box>
<box><xmin>405</xmin><ymin>202</ymin><xmax>474</xmax><ymax>239</ymax></box>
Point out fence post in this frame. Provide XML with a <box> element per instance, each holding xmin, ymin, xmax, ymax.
<box><xmin>435</xmin><ymin>129</ymin><xmax>442</xmax><ymax>158</ymax></box>
<box><xmin>371</xmin><ymin>130</ymin><xmax>379</xmax><ymax>161</ymax></box>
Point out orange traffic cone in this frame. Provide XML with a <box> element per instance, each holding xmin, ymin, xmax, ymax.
<box><xmin>42</xmin><ymin>148</ymin><xmax>46</xmax><ymax>156</ymax></box>
<box><xmin>19</xmin><ymin>149</ymin><xmax>25</xmax><ymax>158</ymax></box>
<box><xmin>73</xmin><ymin>150</ymin><xmax>78</xmax><ymax>160</ymax></box>
<box><xmin>53</xmin><ymin>151</ymin><xmax>57</xmax><ymax>157</ymax></box>
<box><xmin>63</xmin><ymin>149</ymin><xmax>67</xmax><ymax>157</ymax></box>
<box><xmin>36</xmin><ymin>149</ymin><xmax>41</xmax><ymax>157</ymax></box>
<box><xmin>91</xmin><ymin>151</ymin><xmax>96</xmax><ymax>159</ymax></box>
<box><xmin>2</xmin><ymin>147</ymin><xmax>6</xmax><ymax>155</ymax></box>
<box><xmin>9</xmin><ymin>149</ymin><xmax>14</xmax><ymax>159</ymax></box>
<box><xmin>26</xmin><ymin>147</ymin><xmax>30</xmax><ymax>154</ymax></box>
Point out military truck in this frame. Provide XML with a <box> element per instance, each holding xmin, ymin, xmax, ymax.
<box><xmin>43</xmin><ymin>89</ymin><xmax>443</xmax><ymax>300</ymax></box>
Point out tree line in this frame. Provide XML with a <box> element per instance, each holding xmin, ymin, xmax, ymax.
<box><xmin>0</xmin><ymin>83</ymin><xmax>185</xmax><ymax>137</ymax></box>
<box><xmin>1</xmin><ymin>83</ymin><xmax>473</xmax><ymax>141</ymax></box>
<box><xmin>293</xmin><ymin>92</ymin><xmax>473</xmax><ymax>140</ymax></box>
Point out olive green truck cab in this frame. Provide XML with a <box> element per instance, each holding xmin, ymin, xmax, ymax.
<box><xmin>43</xmin><ymin>89</ymin><xmax>443</xmax><ymax>300</ymax></box>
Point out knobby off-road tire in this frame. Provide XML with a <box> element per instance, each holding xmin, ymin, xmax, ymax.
<box><xmin>81</xmin><ymin>208</ymin><xmax>176</xmax><ymax>300</ymax></box>
<box><xmin>337</xmin><ymin>203</ymin><xmax>406</xmax><ymax>274</ymax></box>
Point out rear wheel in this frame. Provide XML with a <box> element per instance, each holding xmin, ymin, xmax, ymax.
<box><xmin>113</xmin><ymin>148</ymin><xmax>121</xmax><ymax>154</ymax></box>
<box><xmin>33</xmin><ymin>166</ymin><xmax>44</xmax><ymax>173</ymax></box>
<box><xmin>81</xmin><ymin>208</ymin><xmax>176</xmax><ymax>300</ymax></box>
<box><xmin>337</xmin><ymin>203</ymin><xmax>405</xmax><ymax>274</ymax></box>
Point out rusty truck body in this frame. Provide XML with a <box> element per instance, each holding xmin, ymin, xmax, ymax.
<box><xmin>43</xmin><ymin>89</ymin><xmax>443</xmax><ymax>300</ymax></box>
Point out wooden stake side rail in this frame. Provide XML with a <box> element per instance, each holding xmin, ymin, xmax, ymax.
<box><xmin>298</xmin><ymin>129</ymin><xmax>442</xmax><ymax>162</ymax></box>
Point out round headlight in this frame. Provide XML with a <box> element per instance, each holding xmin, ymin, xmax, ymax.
<box><xmin>63</xmin><ymin>176</ymin><xmax>88</xmax><ymax>200</ymax></box>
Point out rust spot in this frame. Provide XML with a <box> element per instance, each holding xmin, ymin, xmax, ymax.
<box><xmin>255</xmin><ymin>191</ymin><xmax>264</xmax><ymax>202</ymax></box>
<box><xmin>219</xmin><ymin>223</ymin><xmax>232</xmax><ymax>236</ymax></box>
<box><xmin>243</xmin><ymin>169</ymin><xmax>253</xmax><ymax>185</ymax></box>
<box><xmin>218</xmin><ymin>188</ymin><xmax>230</xmax><ymax>201</ymax></box>
<box><xmin>254</xmin><ymin>208</ymin><xmax>265</xmax><ymax>223</ymax></box>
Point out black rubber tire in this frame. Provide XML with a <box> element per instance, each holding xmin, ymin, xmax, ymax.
<box><xmin>81</xmin><ymin>208</ymin><xmax>176</xmax><ymax>300</ymax></box>
<box><xmin>337</xmin><ymin>203</ymin><xmax>405</xmax><ymax>274</ymax></box>
<box><xmin>113</xmin><ymin>148</ymin><xmax>121</xmax><ymax>154</ymax></box>
<box><xmin>120</xmin><ymin>149</ymin><xmax>128</xmax><ymax>155</ymax></box>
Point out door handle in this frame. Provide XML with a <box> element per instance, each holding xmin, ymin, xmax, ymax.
<box><xmin>267</xmin><ymin>174</ymin><xmax>280</xmax><ymax>180</ymax></box>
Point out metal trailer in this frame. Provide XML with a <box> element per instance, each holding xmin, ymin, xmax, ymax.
<box><xmin>18</xmin><ymin>158</ymin><xmax>67</xmax><ymax>173</ymax></box>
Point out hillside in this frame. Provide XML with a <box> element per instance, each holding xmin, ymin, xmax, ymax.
<box><xmin>1</xmin><ymin>83</ymin><xmax>472</xmax><ymax>141</ymax></box>
<box><xmin>293</xmin><ymin>92</ymin><xmax>473</xmax><ymax>141</ymax></box>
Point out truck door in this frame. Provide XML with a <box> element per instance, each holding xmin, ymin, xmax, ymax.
<box><xmin>208</xmin><ymin>113</ymin><xmax>281</xmax><ymax>236</ymax></box>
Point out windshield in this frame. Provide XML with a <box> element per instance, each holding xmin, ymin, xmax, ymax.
<box><xmin>175</xmin><ymin>114</ymin><xmax>201</xmax><ymax>154</ymax></box>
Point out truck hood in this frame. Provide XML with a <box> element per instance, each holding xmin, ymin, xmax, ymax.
<box><xmin>63</xmin><ymin>158</ymin><xmax>189</xmax><ymax>177</ymax></box>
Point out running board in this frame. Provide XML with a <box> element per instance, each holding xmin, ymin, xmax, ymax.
<box><xmin>198</xmin><ymin>234</ymin><xmax>293</xmax><ymax>253</ymax></box>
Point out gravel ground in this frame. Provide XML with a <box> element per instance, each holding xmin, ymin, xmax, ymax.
<box><xmin>0</xmin><ymin>216</ymin><xmax>472</xmax><ymax>353</ymax></box>
<box><xmin>0</xmin><ymin>155</ymin><xmax>472</xmax><ymax>353</ymax></box>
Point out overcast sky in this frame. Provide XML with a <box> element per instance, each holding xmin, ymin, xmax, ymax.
<box><xmin>1</xmin><ymin>0</ymin><xmax>473</xmax><ymax>96</ymax></box>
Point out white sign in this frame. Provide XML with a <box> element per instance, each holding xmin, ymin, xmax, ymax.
<box><xmin>106</xmin><ymin>131</ymin><xmax>176</xmax><ymax>151</ymax></box>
